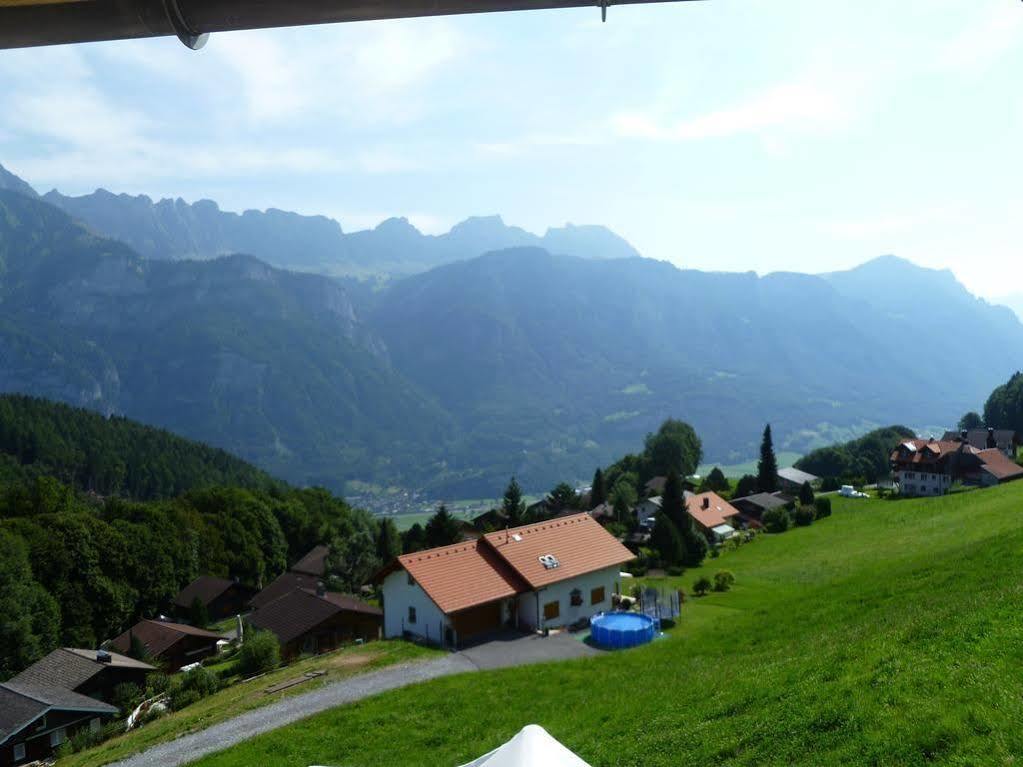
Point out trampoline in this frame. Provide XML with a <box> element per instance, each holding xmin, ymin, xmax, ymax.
<box><xmin>589</xmin><ymin>612</ymin><xmax>656</xmax><ymax>649</ymax></box>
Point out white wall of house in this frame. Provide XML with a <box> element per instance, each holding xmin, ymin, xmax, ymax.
<box><xmin>517</xmin><ymin>565</ymin><xmax>621</xmax><ymax>631</ymax></box>
<box><xmin>897</xmin><ymin>470</ymin><xmax>952</xmax><ymax>497</ymax></box>
<box><xmin>380</xmin><ymin>569</ymin><xmax>450</xmax><ymax>643</ymax></box>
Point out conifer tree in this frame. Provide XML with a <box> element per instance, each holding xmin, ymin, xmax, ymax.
<box><xmin>757</xmin><ymin>424</ymin><xmax>779</xmax><ymax>493</ymax></box>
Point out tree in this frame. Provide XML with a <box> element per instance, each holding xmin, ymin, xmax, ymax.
<box><xmin>733</xmin><ymin>474</ymin><xmax>758</xmax><ymax>498</ymax></box>
<box><xmin>128</xmin><ymin>632</ymin><xmax>149</xmax><ymax>663</ymax></box>
<box><xmin>590</xmin><ymin>468</ymin><xmax>607</xmax><ymax>509</ymax></box>
<box><xmin>681</xmin><ymin>526</ymin><xmax>708</xmax><ymax>568</ymax></box>
<box><xmin>713</xmin><ymin>570</ymin><xmax>735</xmax><ymax>592</ymax></box>
<box><xmin>642</xmin><ymin>419</ymin><xmax>703</xmax><ymax>480</ymax></box>
<box><xmin>188</xmin><ymin>596</ymin><xmax>209</xmax><ymax>629</ymax></box>
<box><xmin>402</xmin><ymin>523</ymin><xmax>427</xmax><ymax>554</ymax></box>
<box><xmin>375</xmin><ymin>518</ymin><xmax>401</xmax><ymax>562</ymax></box>
<box><xmin>763</xmin><ymin>506</ymin><xmax>790</xmax><ymax>533</ymax></box>
<box><xmin>693</xmin><ymin>576</ymin><xmax>712</xmax><ymax>596</ymax></box>
<box><xmin>794</xmin><ymin>506</ymin><xmax>815</xmax><ymax>527</ymax></box>
<box><xmin>661</xmin><ymin>470</ymin><xmax>686</xmax><ymax>531</ymax></box>
<box><xmin>237</xmin><ymin>629</ymin><xmax>280</xmax><ymax>675</ymax></box>
<box><xmin>549</xmin><ymin>483</ymin><xmax>578</xmax><ymax>511</ymax></box>
<box><xmin>700</xmin><ymin>467</ymin><xmax>729</xmax><ymax>493</ymax></box>
<box><xmin>649</xmin><ymin>513</ymin><xmax>685</xmax><ymax>566</ymax></box>
<box><xmin>424</xmin><ymin>505</ymin><xmax>462</xmax><ymax>548</ymax></box>
<box><xmin>958</xmin><ymin>411</ymin><xmax>984</xmax><ymax>430</ymax></box>
<box><xmin>502</xmin><ymin>477</ymin><xmax>526</xmax><ymax>527</ymax></box>
<box><xmin>798</xmin><ymin>481</ymin><xmax>815</xmax><ymax>506</ymax></box>
<box><xmin>610</xmin><ymin>480</ymin><xmax>637</xmax><ymax>526</ymax></box>
<box><xmin>0</xmin><ymin>530</ymin><xmax>60</xmax><ymax>680</ymax></box>
<box><xmin>814</xmin><ymin>497</ymin><xmax>833</xmax><ymax>518</ymax></box>
<box><xmin>757</xmin><ymin>424</ymin><xmax>779</xmax><ymax>493</ymax></box>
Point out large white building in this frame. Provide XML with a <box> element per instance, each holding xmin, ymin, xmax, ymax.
<box><xmin>376</xmin><ymin>513</ymin><xmax>634</xmax><ymax>648</ymax></box>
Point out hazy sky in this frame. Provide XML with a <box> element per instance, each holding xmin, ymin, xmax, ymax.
<box><xmin>0</xmin><ymin>0</ymin><xmax>1019</xmax><ymax>299</ymax></box>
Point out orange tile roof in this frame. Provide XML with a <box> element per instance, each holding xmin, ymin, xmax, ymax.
<box><xmin>397</xmin><ymin>539</ymin><xmax>526</xmax><ymax>614</ymax></box>
<box><xmin>977</xmin><ymin>449</ymin><xmax>1023</xmax><ymax>481</ymax></box>
<box><xmin>483</xmin><ymin>513</ymin><xmax>634</xmax><ymax>590</ymax></box>
<box><xmin>686</xmin><ymin>491</ymin><xmax>740</xmax><ymax>530</ymax></box>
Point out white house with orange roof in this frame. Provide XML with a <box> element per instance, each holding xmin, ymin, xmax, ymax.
<box><xmin>375</xmin><ymin>514</ymin><xmax>634</xmax><ymax>647</ymax></box>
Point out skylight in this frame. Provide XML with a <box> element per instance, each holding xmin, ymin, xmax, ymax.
<box><xmin>538</xmin><ymin>554</ymin><xmax>559</xmax><ymax>569</ymax></box>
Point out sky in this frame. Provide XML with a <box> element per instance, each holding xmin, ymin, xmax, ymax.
<box><xmin>0</xmin><ymin>0</ymin><xmax>1020</xmax><ymax>300</ymax></box>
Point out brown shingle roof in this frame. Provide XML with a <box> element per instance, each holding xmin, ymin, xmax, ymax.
<box><xmin>249</xmin><ymin>589</ymin><xmax>381</xmax><ymax>645</ymax></box>
<box><xmin>291</xmin><ymin>545</ymin><xmax>330</xmax><ymax>577</ymax></box>
<box><xmin>483</xmin><ymin>513</ymin><xmax>634</xmax><ymax>590</ymax></box>
<box><xmin>109</xmin><ymin>620</ymin><xmax>225</xmax><ymax>658</ymax></box>
<box><xmin>172</xmin><ymin>576</ymin><xmax>236</xmax><ymax>609</ymax></box>
<box><xmin>977</xmin><ymin>449</ymin><xmax>1023</xmax><ymax>481</ymax></box>
<box><xmin>9</xmin><ymin>648</ymin><xmax>153</xmax><ymax>691</ymax></box>
<box><xmin>686</xmin><ymin>492</ymin><xmax>740</xmax><ymax>530</ymax></box>
<box><xmin>396</xmin><ymin>539</ymin><xmax>527</xmax><ymax>614</ymax></box>
<box><xmin>250</xmin><ymin>570</ymin><xmax>321</xmax><ymax>610</ymax></box>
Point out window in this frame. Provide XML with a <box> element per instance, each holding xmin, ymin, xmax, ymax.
<box><xmin>543</xmin><ymin>600</ymin><xmax>560</xmax><ymax>620</ymax></box>
<box><xmin>49</xmin><ymin>728</ymin><xmax>66</xmax><ymax>747</ymax></box>
<box><xmin>591</xmin><ymin>586</ymin><xmax>606</xmax><ymax>605</ymax></box>
<box><xmin>408</xmin><ymin>606</ymin><xmax>417</xmax><ymax>624</ymax></box>
<box><xmin>13</xmin><ymin>743</ymin><xmax>25</xmax><ymax>762</ymax></box>
<box><xmin>407</xmin><ymin>573</ymin><xmax>415</xmax><ymax>586</ymax></box>
<box><xmin>569</xmin><ymin>589</ymin><xmax>583</xmax><ymax>607</ymax></box>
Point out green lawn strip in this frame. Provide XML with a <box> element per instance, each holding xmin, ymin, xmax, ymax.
<box><xmin>192</xmin><ymin>484</ymin><xmax>1023</xmax><ymax>767</ymax></box>
<box><xmin>58</xmin><ymin>641</ymin><xmax>439</xmax><ymax>767</ymax></box>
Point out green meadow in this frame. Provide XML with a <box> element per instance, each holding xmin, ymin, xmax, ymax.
<box><xmin>194</xmin><ymin>484</ymin><xmax>1023</xmax><ymax>766</ymax></box>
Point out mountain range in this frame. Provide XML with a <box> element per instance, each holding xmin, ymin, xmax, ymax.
<box><xmin>1</xmin><ymin>162</ymin><xmax>1020</xmax><ymax>497</ymax></box>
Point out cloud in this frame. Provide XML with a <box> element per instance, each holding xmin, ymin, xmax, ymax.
<box><xmin>611</xmin><ymin>77</ymin><xmax>854</xmax><ymax>143</ymax></box>
<box><xmin>940</xmin><ymin>4</ymin><xmax>1023</xmax><ymax>73</ymax></box>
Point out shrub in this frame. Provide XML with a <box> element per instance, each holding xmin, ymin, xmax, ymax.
<box><xmin>169</xmin><ymin>687</ymin><xmax>201</xmax><ymax>711</ymax></box>
<box><xmin>763</xmin><ymin>507</ymin><xmax>790</xmax><ymax>533</ymax></box>
<box><xmin>815</xmin><ymin>497</ymin><xmax>833</xmax><ymax>518</ymax></box>
<box><xmin>659</xmin><ymin>617</ymin><xmax>676</xmax><ymax>629</ymax></box>
<box><xmin>666</xmin><ymin>565</ymin><xmax>684</xmax><ymax>576</ymax></box>
<box><xmin>799</xmin><ymin>481</ymin><xmax>815</xmax><ymax>506</ymax></box>
<box><xmin>630</xmin><ymin>584</ymin><xmax>643</xmax><ymax>601</ymax></box>
<box><xmin>693</xmin><ymin>576</ymin><xmax>712</xmax><ymax>596</ymax></box>
<box><xmin>821</xmin><ymin>476</ymin><xmax>841</xmax><ymax>492</ymax></box>
<box><xmin>238</xmin><ymin>629</ymin><xmax>281</xmax><ymax>676</ymax></box>
<box><xmin>794</xmin><ymin>506</ymin><xmax>815</xmax><ymax>527</ymax></box>
<box><xmin>709</xmin><ymin>547</ymin><xmax>720</xmax><ymax>559</ymax></box>
<box><xmin>111</xmin><ymin>682</ymin><xmax>143</xmax><ymax>717</ymax></box>
<box><xmin>144</xmin><ymin>672</ymin><xmax>170</xmax><ymax>699</ymax></box>
<box><xmin>713</xmin><ymin>570</ymin><xmax>735</xmax><ymax>592</ymax></box>
<box><xmin>169</xmin><ymin>665</ymin><xmax>221</xmax><ymax>710</ymax></box>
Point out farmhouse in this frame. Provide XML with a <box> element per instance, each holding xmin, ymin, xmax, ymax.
<box><xmin>173</xmin><ymin>576</ymin><xmax>257</xmax><ymax>623</ymax></box>
<box><xmin>777</xmin><ymin>467</ymin><xmax>819</xmax><ymax>493</ymax></box>
<box><xmin>0</xmin><ymin>682</ymin><xmax>117</xmax><ymax>767</ymax></box>
<box><xmin>110</xmin><ymin>619</ymin><xmax>226</xmax><ymax>671</ymax></box>
<box><xmin>248</xmin><ymin>587</ymin><xmax>382</xmax><ymax>659</ymax></box>
<box><xmin>377</xmin><ymin>513</ymin><xmax>633</xmax><ymax>647</ymax></box>
<box><xmin>250</xmin><ymin>544</ymin><xmax>333</xmax><ymax>610</ymax></box>
<box><xmin>7</xmin><ymin>648</ymin><xmax>154</xmax><ymax>704</ymax></box>
<box><xmin>890</xmin><ymin>437</ymin><xmax>1023</xmax><ymax>497</ymax></box>
<box><xmin>730</xmin><ymin>492</ymin><xmax>789</xmax><ymax>527</ymax></box>
<box><xmin>290</xmin><ymin>544</ymin><xmax>330</xmax><ymax>577</ymax></box>
<box><xmin>940</xmin><ymin>427</ymin><xmax>1019</xmax><ymax>458</ymax></box>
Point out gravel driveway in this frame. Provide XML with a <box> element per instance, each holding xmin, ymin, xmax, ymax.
<box><xmin>106</xmin><ymin>654</ymin><xmax>477</xmax><ymax>767</ymax></box>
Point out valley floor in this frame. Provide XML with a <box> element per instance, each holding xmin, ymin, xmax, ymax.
<box><xmin>188</xmin><ymin>484</ymin><xmax>1023</xmax><ymax>766</ymax></box>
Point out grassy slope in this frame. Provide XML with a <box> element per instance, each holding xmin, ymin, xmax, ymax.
<box><xmin>58</xmin><ymin>642</ymin><xmax>439</xmax><ymax>767</ymax></box>
<box><xmin>194</xmin><ymin>485</ymin><xmax>1023</xmax><ymax>767</ymax></box>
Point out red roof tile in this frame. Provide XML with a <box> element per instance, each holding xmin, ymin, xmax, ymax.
<box><xmin>686</xmin><ymin>492</ymin><xmax>740</xmax><ymax>530</ymax></box>
<box><xmin>977</xmin><ymin>449</ymin><xmax>1023</xmax><ymax>481</ymax></box>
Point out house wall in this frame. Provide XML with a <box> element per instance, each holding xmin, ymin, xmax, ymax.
<box><xmin>380</xmin><ymin>569</ymin><xmax>450</xmax><ymax>645</ymax></box>
<box><xmin>1</xmin><ymin>710</ymin><xmax>111</xmax><ymax>767</ymax></box>
<box><xmin>635</xmin><ymin>500</ymin><xmax>660</xmax><ymax>525</ymax></box>
<box><xmin>280</xmin><ymin>612</ymin><xmax>382</xmax><ymax>660</ymax></box>
<box><xmin>161</xmin><ymin>635</ymin><xmax>220</xmax><ymax>672</ymax></box>
<box><xmin>517</xmin><ymin>565</ymin><xmax>621</xmax><ymax>631</ymax></box>
<box><xmin>897</xmin><ymin>470</ymin><xmax>952</xmax><ymax>497</ymax></box>
<box><xmin>77</xmin><ymin>666</ymin><xmax>152</xmax><ymax>703</ymax></box>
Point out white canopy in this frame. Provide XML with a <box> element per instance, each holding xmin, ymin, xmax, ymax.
<box><xmin>458</xmin><ymin>725</ymin><xmax>592</xmax><ymax>767</ymax></box>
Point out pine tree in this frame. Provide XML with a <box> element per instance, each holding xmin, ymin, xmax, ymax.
<box><xmin>757</xmin><ymin>424</ymin><xmax>779</xmax><ymax>493</ymax></box>
<box><xmin>401</xmin><ymin>523</ymin><xmax>428</xmax><ymax>554</ymax></box>
<box><xmin>376</xmin><ymin>517</ymin><xmax>401</xmax><ymax>561</ymax></box>
<box><xmin>661</xmin><ymin>469</ymin><xmax>686</xmax><ymax>531</ymax></box>
<box><xmin>502</xmin><ymin>477</ymin><xmax>525</xmax><ymax>526</ymax></box>
<box><xmin>590</xmin><ymin>468</ymin><xmax>607</xmax><ymax>508</ymax></box>
<box><xmin>650</xmin><ymin>513</ymin><xmax>685</xmax><ymax>566</ymax></box>
<box><xmin>425</xmin><ymin>504</ymin><xmax>462</xmax><ymax>548</ymax></box>
<box><xmin>700</xmin><ymin>467</ymin><xmax>729</xmax><ymax>493</ymax></box>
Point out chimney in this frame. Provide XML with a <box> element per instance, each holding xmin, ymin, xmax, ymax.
<box><xmin>702</xmin><ymin>498</ymin><xmax>710</xmax><ymax>510</ymax></box>
<box><xmin>987</xmin><ymin>427</ymin><xmax>997</xmax><ymax>450</ymax></box>
<box><xmin>316</xmin><ymin>581</ymin><xmax>326</xmax><ymax>597</ymax></box>
<box><xmin>96</xmin><ymin>649</ymin><xmax>112</xmax><ymax>663</ymax></box>
<box><xmin>960</xmin><ymin>429</ymin><xmax>969</xmax><ymax>443</ymax></box>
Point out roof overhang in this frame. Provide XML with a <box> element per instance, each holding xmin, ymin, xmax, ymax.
<box><xmin>0</xmin><ymin>0</ymin><xmax>702</xmax><ymax>51</ymax></box>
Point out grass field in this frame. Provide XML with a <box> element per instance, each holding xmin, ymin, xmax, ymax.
<box><xmin>191</xmin><ymin>482</ymin><xmax>1023</xmax><ymax>767</ymax></box>
<box><xmin>57</xmin><ymin>641</ymin><xmax>439</xmax><ymax>767</ymax></box>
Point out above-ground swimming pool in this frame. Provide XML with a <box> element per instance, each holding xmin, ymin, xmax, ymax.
<box><xmin>589</xmin><ymin>612</ymin><xmax>656</xmax><ymax>649</ymax></box>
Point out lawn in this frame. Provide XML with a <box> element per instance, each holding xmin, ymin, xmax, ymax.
<box><xmin>57</xmin><ymin>641</ymin><xmax>439</xmax><ymax>767</ymax></box>
<box><xmin>191</xmin><ymin>483</ymin><xmax>1023</xmax><ymax>767</ymax></box>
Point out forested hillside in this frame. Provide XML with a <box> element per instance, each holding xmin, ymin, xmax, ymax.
<box><xmin>0</xmin><ymin>395</ymin><xmax>277</xmax><ymax>499</ymax></box>
<box><xmin>0</xmin><ymin>399</ymin><xmax>389</xmax><ymax>681</ymax></box>
<box><xmin>794</xmin><ymin>425</ymin><xmax>916</xmax><ymax>483</ymax></box>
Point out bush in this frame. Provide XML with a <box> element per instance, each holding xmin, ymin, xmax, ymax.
<box><xmin>762</xmin><ymin>507</ymin><xmax>790</xmax><ymax>533</ymax></box>
<box><xmin>666</xmin><ymin>565</ymin><xmax>684</xmax><ymax>576</ymax></box>
<box><xmin>237</xmin><ymin>629</ymin><xmax>281</xmax><ymax>676</ymax></box>
<box><xmin>169</xmin><ymin>665</ymin><xmax>221</xmax><ymax>710</ymax></box>
<box><xmin>713</xmin><ymin>570</ymin><xmax>735</xmax><ymax>592</ymax></box>
<box><xmin>821</xmin><ymin>476</ymin><xmax>841</xmax><ymax>492</ymax></box>
<box><xmin>169</xmin><ymin>687</ymin><xmax>201</xmax><ymax>711</ymax></box>
<box><xmin>659</xmin><ymin>617</ymin><xmax>676</xmax><ymax>629</ymax></box>
<box><xmin>799</xmin><ymin>481</ymin><xmax>815</xmax><ymax>506</ymax></box>
<box><xmin>693</xmin><ymin>576</ymin><xmax>712</xmax><ymax>596</ymax></box>
<box><xmin>709</xmin><ymin>547</ymin><xmax>720</xmax><ymax>559</ymax></box>
<box><xmin>630</xmin><ymin>584</ymin><xmax>643</xmax><ymax>601</ymax></box>
<box><xmin>144</xmin><ymin>672</ymin><xmax>170</xmax><ymax>699</ymax></box>
<box><xmin>111</xmin><ymin>682</ymin><xmax>143</xmax><ymax>716</ymax></box>
<box><xmin>815</xmin><ymin>497</ymin><xmax>832</xmax><ymax>518</ymax></box>
<box><xmin>794</xmin><ymin>506</ymin><xmax>815</xmax><ymax>527</ymax></box>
